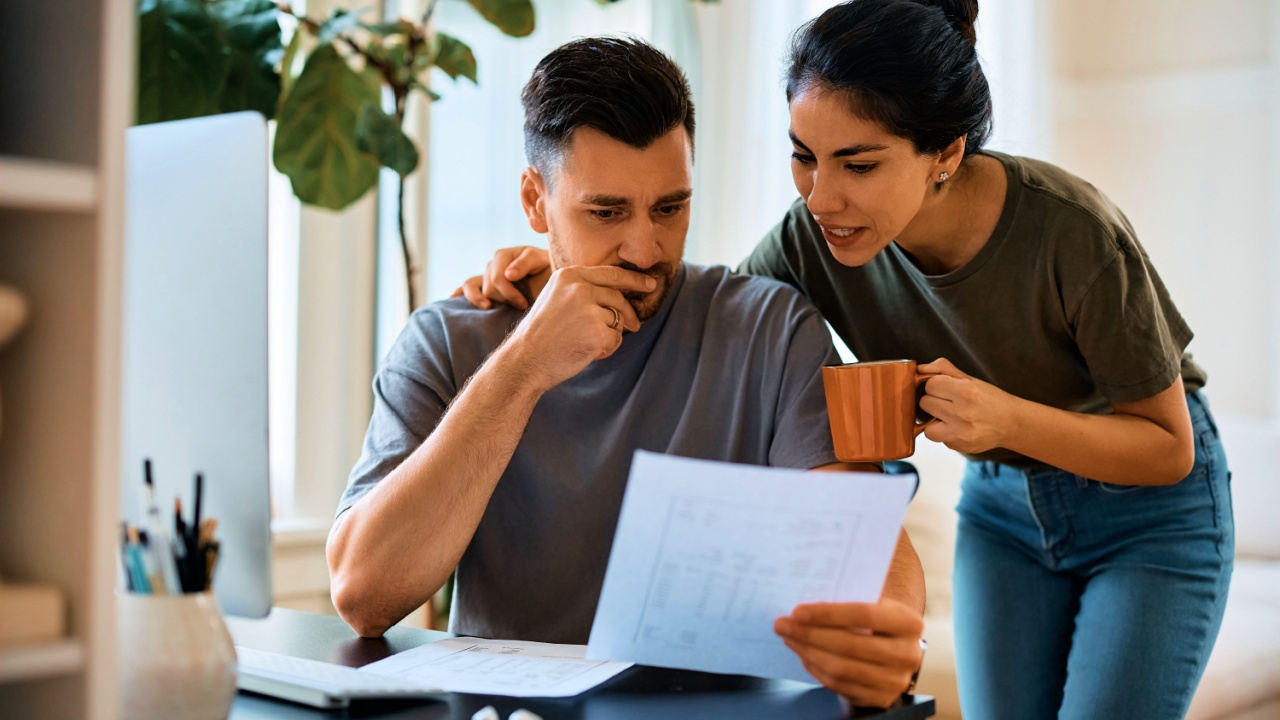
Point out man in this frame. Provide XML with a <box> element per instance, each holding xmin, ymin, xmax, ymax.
<box><xmin>327</xmin><ymin>37</ymin><xmax>925</xmax><ymax>709</ymax></box>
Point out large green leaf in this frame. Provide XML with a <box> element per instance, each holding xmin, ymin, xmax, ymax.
<box><xmin>467</xmin><ymin>0</ymin><xmax>535</xmax><ymax>37</ymax></box>
<box><xmin>211</xmin><ymin>0</ymin><xmax>282</xmax><ymax>118</ymax></box>
<box><xmin>137</xmin><ymin>0</ymin><xmax>228</xmax><ymax>124</ymax></box>
<box><xmin>273</xmin><ymin>44</ymin><xmax>381</xmax><ymax>210</ymax></box>
<box><xmin>433</xmin><ymin>33</ymin><xmax>477</xmax><ymax>84</ymax></box>
<box><xmin>356</xmin><ymin>106</ymin><xmax>419</xmax><ymax>176</ymax></box>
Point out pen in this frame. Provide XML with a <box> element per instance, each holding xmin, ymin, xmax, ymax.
<box><xmin>142</xmin><ymin>459</ymin><xmax>182</xmax><ymax>595</ymax></box>
<box><xmin>191</xmin><ymin>472</ymin><xmax>204</xmax><ymax>589</ymax></box>
<box><xmin>125</xmin><ymin>525</ymin><xmax>152</xmax><ymax>594</ymax></box>
<box><xmin>174</xmin><ymin>497</ymin><xmax>189</xmax><ymax>591</ymax></box>
<box><xmin>120</xmin><ymin>522</ymin><xmax>135</xmax><ymax>592</ymax></box>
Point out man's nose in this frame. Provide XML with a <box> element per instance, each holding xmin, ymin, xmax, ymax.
<box><xmin>616</xmin><ymin>225</ymin><xmax>664</xmax><ymax>269</ymax></box>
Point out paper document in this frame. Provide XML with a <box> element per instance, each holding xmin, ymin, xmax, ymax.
<box><xmin>360</xmin><ymin>637</ymin><xmax>633</xmax><ymax>697</ymax></box>
<box><xmin>586</xmin><ymin>451</ymin><xmax>916</xmax><ymax>684</ymax></box>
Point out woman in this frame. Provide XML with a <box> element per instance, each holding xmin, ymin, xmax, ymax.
<box><xmin>458</xmin><ymin>1</ymin><xmax>1233</xmax><ymax>717</ymax></box>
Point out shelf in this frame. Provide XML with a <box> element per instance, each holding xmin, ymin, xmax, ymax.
<box><xmin>0</xmin><ymin>156</ymin><xmax>97</xmax><ymax>213</ymax></box>
<box><xmin>0</xmin><ymin>639</ymin><xmax>85</xmax><ymax>683</ymax></box>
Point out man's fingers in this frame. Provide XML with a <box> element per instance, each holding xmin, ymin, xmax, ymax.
<box><xmin>775</xmin><ymin>621</ymin><xmax>921</xmax><ymax>669</ymax></box>
<box><xmin>591</xmin><ymin>287</ymin><xmax>641</xmax><ymax>332</ymax></box>
<box><xmin>792</xmin><ymin>651</ymin><xmax>903</xmax><ymax>709</ymax></box>
<box><xmin>506</xmin><ymin>246</ymin><xmax>551</xmax><ymax>280</ymax></box>
<box><xmin>788</xmin><ymin>601</ymin><xmax>924</xmax><ymax>638</ymax></box>
<box><xmin>574</xmin><ymin>265</ymin><xmax>658</xmax><ymax>293</ymax></box>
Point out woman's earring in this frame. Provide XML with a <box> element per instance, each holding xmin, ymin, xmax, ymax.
<box><xmin>938</xmin><ymin>171</ymin><xmax>950</xmax><ymax>182</ymax></box>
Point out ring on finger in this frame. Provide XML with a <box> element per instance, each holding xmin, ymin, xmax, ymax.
<box><xmin>607</xmin><ymin>305</ymin><xmax>622</xmax><ymax>330</ymax></box>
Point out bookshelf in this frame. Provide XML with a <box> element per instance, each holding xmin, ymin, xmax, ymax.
<box><xmin>0</xmin><ymin>157</ymin><xmax>98</xmax><ymax>213</ymax></box>
<box><xmin>0</xmin><ymin>0</ymin><xmax>132</xmax><ymax>717</ymax></box>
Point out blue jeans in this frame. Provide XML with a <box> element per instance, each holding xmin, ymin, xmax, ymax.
<box><xmin>952</xmin><ymin>392</ymin><xmax>1234</xmax><ymax>720</ymax></box>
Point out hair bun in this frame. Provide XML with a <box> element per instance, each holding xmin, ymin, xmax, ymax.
<box><xmin>915</xmin><ymin>0</ymin><xmax>979</xmax><ymax>45</ymax></box>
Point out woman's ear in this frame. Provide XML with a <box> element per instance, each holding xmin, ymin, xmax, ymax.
<box><xmin>935</xmin><ymin>135</ymin><xmax>967</xmax><ymax>180</ymax></box>
<box><xmin>520</xmin><ymin>168</ymin><xmax>550</xmax><ymax>234</ymax></box>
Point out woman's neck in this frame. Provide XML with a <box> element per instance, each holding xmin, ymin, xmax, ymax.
<box><xmin>894</xmin><ymin>154</ymin><xmax>1008</xmax><ymax>276</ymax></box>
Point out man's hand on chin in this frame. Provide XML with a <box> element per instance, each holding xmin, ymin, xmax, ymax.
<box><xmin>774</xmin><ymin>597</ymin><xmax>925</xmax><ymax>709</ymax></box>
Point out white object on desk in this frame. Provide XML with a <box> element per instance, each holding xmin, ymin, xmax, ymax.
<box><xmin>118</xmin><ymin>592</ymin><xmax>236</xmax><ymax>720</ymax></box>
<box><xmin>360</xmin><ymin>637</ymin><xmax>634</xmax><ymax>698</ymax></box>
<box><xmin>587</xmin><ymin>451</ymin><xmax>916</xmax><ymax>684</ymax></box>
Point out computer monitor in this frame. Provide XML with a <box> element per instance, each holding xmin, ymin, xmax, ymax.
<box><xmin>120</xmin><ymin>111</ymin><xmax>272</xmax><ymax>618</ymax></box>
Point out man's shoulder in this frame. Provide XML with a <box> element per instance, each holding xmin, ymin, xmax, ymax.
<box><xmin>392</xmin><ymin>298</ymin><xmax>522</xmax><ymax>365</ymax></box>
<box><xmin>682</xmin><ymin>263</ymin><xmax>822</xmax><ymax>324</ymax></box>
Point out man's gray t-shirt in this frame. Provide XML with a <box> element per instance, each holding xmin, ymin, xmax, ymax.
<box><xmin>338</xmin><ymin>263</ymin><xmax>840</xmax><ymax>643</ymax></box>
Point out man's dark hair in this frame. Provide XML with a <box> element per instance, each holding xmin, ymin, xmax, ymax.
<box><xmin>521</xmin><ymin>36</ymin><xmax>696</xmax><ymax>183</ymax></box>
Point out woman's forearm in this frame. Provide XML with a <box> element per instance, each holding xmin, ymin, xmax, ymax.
<box><xmin>1002</xmin><ymin>389</ymin><xmax>1194</xmax><ymax>486</ymax></box>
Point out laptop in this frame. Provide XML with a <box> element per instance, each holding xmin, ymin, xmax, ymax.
<box><xmin>235</xmin><ymin>646</ymin><xmax>444</xmax><ymax>709</ymax></box>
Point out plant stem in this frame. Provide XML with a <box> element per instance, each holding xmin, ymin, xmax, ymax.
<box><xmin>398</xmin><ymin>170</ymin><xmax>417</xmax><ymax>314</ymax></box>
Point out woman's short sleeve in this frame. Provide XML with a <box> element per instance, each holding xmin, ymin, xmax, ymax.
<box><xmin>1070</xmin><ymin>222</ymin><xmax>1194</xmax><ymax>404</ymax></box>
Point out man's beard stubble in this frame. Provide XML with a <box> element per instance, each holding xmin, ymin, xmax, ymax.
<box><xmin>618</xmin><ymin>260</ymin><xmax>677</xmax><ymax>322</ymax></box>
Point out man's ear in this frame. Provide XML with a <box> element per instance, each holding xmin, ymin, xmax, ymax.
<box><xmin>520</xmin><ymin>167</ymin><xmax>550</xmax><ymax>234</ymax></box>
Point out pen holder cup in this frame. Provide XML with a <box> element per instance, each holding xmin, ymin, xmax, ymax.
<box><xmin>118</xmin><ymin>591</ymin><xmax>237</xmax><ymax>720</ymax></box>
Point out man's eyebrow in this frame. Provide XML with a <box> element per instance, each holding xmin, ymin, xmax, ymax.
<box><xmin>654</xmin><ymin>189</ymin><xmax>693</xmax><ymax>206</ymax></box>
<box><xmin>582</xmin><ymin>194</ymin><xmax>631</xmax><ymax>206</ymax></box>
<box><xmin>789</xmin><ymin>130</ymin><xmax>888</xmax><ymax>158</ymax></box>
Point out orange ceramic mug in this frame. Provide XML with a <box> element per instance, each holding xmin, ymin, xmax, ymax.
<box><xmin>822</xmin><ymin>359</ymin><xmax>939</xmax><ymax>462</ymax></box>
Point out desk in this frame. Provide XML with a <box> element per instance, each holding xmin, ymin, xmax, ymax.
<box><xmin>227</xmin><ymin>609</ymin><xmax>935</xmax><ymax>719</ymax></box>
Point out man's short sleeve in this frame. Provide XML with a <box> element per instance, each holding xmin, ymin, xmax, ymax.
<box><xmin>336</xmin><ymin>313</ymin><xmax>457</xmax><ymax>517</ymax></box>
<box><xmin>1071</xmin><ymin>226</ymin><xmax>1194</xmax><ymax>404</ymax></box>
<box><xmin>768</xmin><ymin>308</ymin><xmax>841</xmax><ymax>470</ymax></box>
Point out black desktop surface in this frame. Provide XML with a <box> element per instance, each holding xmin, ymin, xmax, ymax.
<box><xmin>227</xmin><ymin>608</ymin><xmax>935</xmax><ymax>720</ymax></box>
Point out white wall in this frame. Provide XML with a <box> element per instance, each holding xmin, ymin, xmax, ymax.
<box><xmin>1047</xmin><ymin>0</ymin><xmax>1280</xmax><ymax>420</ymax></box>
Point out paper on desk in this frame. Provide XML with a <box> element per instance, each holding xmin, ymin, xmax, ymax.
<box><xmin>586</xmin><ymin>451</ymin><xmax>916</xmax><ymax>684</ymax></box>
<box><xmin>359</xmin><ymin>637</ymin><xmax>633</xmax><ymax>697</ymax></box>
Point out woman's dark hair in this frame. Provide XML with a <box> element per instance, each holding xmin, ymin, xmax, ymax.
<box><xmin>522</xmin><ymin>36</ymin><xmax>695</xmax><ymax>182</ymax></box>
<box><xmin>787</xmin><ymin>0</ymin><xmax>992</xmax><ymax>157</ymax></box>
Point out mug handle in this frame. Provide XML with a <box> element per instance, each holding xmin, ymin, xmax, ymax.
<box><xmin>913</xmin><ymin>373</ymin><xmax>939</xmax><ymax>438</ymax></box>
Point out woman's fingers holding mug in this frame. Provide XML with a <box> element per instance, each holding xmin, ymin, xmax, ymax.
<box><xmin>917</xmin><ymin>357</ymin><xmax>966</xmax><ymax>379</ymax></box>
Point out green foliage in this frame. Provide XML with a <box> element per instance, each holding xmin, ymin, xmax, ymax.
<box><xmin>357</xmin><ymin>106</ymin><xmax>420</xmax><ymax>177</ymax></box>
<box><xmin>137</xmin><ymin>0</ymin><xmax>281</xmax><ymax>125</ymax></box>
<box><xmin>137</xmin><ymin>0</ymin><xmax>230</xmax><ymax>123</ymax></box>
<box><xmin>272</xmin><ymin>44</ymin><xmax>382</xmax><ymax>209</ymax></box>
<box><xmin>212</xmin><ymin>0</ymin><xmax>284</xmax><ymax>117</ymax></box>
<box><xmin>433</xmin><ymin>32</ymin><xmax>478</xmax><ymax>83</ymax></box>
<box><xmin>467</xmin><ymin>0</ymin><xmax>535</xmax><ymax>37</ymax></box>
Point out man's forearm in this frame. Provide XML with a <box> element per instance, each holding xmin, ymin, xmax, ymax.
<box><xmin>327</xmin><ymin>342</ymin><xmax>543</xmax><ymax>636</ymax></box>
<box><xmin>882</xmin><ymin>530</ymin><xmax>925</xmax><ymax>614</ymax></box>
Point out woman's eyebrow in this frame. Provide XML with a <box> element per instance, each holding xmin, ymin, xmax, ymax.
<box><xmin>788</xmin><ymin>130</ymin><xmax>812</xmax><ymax>153</ymax></box>
<box><xmin>833</xmin><ymin>143</ymin><xmax>888</xmax><ymax>158</ymax></box>
<box><xmin>789</xmin><ymin>130</ymin><xmax>888</xmax><ymax>158</ymax></box>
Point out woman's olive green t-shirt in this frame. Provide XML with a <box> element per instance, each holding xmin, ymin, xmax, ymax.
<box><xmin>739</xmin><ymin>151</ymin><xmax>1206</xmax><ymax>469</ymax></box>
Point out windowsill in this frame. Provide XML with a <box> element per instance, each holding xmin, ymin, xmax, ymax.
<box><xmin>271</xmin><ymin>516</ymin><xmax>332</xmax><ymax>548</ymax></box>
